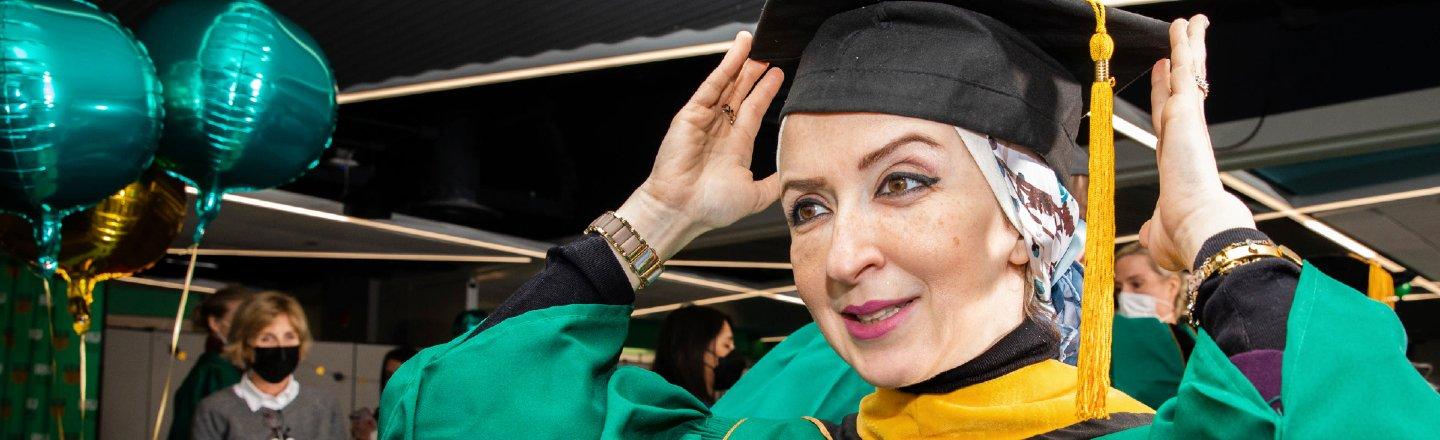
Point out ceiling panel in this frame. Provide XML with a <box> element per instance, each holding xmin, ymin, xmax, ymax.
<box><xmin>1315</xmin><ymin>196</ymin><xmax>1440</xmax><ymax>279</ymax></box>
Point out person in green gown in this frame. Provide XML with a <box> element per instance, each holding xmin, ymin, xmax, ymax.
<box><xmin>1111</xmin><ymin>243</ymin><xmax>1194</xmax><ymax>409</ymax></box>
<box><xmin>651</xmin><ymin>306</ymin><xmax>737</xmax><ymax>406</ymax></box>
<box><xmin>380</xmin><ymin>1</ymin><xmax>1440</xmax><ymax>438</ymax></box>
<box><xmin>169</xmin><ymin>285</ymin><xmax>251</xmax><ymax>440</ymax></box>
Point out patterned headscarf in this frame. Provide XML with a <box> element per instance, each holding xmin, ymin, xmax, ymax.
<box><xmin>952</xmin><ymin>128</ymin><xmax>1085</xmax><ymax>363</ymax></box>
<box><xmin>776</xmin><ymin>122</ymin><xmax>1086</xmax><ymax>363</ymax></box>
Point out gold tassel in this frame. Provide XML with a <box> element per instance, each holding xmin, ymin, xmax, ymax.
<box><xmin>1368</xmin><ymin>260</ymin><xmax>1396</xmax><ymax>309</ymax></box>
<box><xmin>1077</xmin><ymin>0</ymin><xmax>1116</xmax><ymax>420</ymax></box>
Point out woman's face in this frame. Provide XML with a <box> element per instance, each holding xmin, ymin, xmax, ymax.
<box><xmin>780</xmin><ymin>113</ymin><xmax>1030</xmax><ymax>388</ymax></box>
<box><xmin>251</xmin><ymin>313</ymin><xmax>301</xmax><ymax>350</ymax></box>
<box><xmin>1115</xmin><ymin>254</ymin><xmax>1180</xmax><ymax>321</ymax></box>
<box><xmin>704</xmin><ymin>321</ymin><xmax>735</xmax><ymax>369</ymax></box>
<box><xmin>208</xmin><ymin>300</ymin><xmax>242</xmax><ymax>342</ymax></box>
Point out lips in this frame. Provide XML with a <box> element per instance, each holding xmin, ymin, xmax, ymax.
<box><xmin>841</xmin><ymin>297</ymin><xmax>917</xmax><ymax>340</ymax></box>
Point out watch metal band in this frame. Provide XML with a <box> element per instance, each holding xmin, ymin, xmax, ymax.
<box><xmin>1181</xmin><ymin>239</ymin><xmax>1301</xmax><ymax>326</ymax></box>
<box><xmin>586</xmin><ymin>211</ymin><xmax>664</xmax><ymax>289</ymax></box>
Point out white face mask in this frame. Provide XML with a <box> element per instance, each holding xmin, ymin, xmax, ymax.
<box><xmin>1116</xmin><ymin>291</ymin><xmax>1160</xmax><ymax>319</ymax></box>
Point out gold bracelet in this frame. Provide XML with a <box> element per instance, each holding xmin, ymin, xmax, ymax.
<box><xmin>586</xmin><ymin>211</ymin><xmax>664</xmax><ymax>290</ymax></box>
<box><xmin>1181</xmin><ymin>239</ymin><xmax>1301</xmax><ymax>326</ymax></box>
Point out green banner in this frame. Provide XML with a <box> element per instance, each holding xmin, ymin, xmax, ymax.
<box><xmin>1</xmin><ymin>262</ymin><xmax>103</xmax><ymax>440</ymax></box>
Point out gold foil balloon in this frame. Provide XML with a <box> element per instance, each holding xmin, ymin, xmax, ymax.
<box><xmin>0</xmin><ymin>169</ymin><xmax>186</xmax><ymax>334</ymax></box>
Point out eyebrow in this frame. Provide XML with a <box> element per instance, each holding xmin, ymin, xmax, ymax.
<box><xmin>857</xmin><ymin>133</ymin><xmax>944</xmax><ymax>171</ymax></box>
<box><xmin>782</xmin><ymin>177</ymin><xmax>829</xmax><ymax>195</ymax></box>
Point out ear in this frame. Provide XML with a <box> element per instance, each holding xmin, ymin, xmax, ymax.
<box><xmin>1008</xmin><ymin>232</ymin><xmax>1030</xmax><ymax>266</ymax></box>
<box><xmin>208</xmin><ymin>315</ymin><xmax>223</xmax><ymax>336</ymax></box>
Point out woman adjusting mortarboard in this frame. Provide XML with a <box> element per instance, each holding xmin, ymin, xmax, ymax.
<box><xmin>379</xmin><ymin>1</ymin><xmax>1440</xmax><ymax>438</ymax></box>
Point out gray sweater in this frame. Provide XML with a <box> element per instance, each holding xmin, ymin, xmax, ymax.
<box><xmin>192</xmin><ymin>384</ymin><xmax>347</xmax><ymax>440</ymax></box>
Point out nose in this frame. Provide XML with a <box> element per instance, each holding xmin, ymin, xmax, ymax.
<box><xmin>825</xmin><ymin>209</ymin><xmax>885</xmax><ymax>286</ymax></box>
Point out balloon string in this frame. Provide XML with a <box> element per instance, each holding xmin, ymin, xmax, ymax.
<box><xmin>80</xmin><ymin>332</ymin><xmax>87</xmax><ymax>426</ymax></box>
<box><xmin>43</xmin><ymin>279</ymin><xmax>68</xmax><ymax>438</ymax></box>
<box><xmin>170</xmin><ymin>246</ymin><xmax>199</xmax><ymax>366</ymax></box>
<box><xmin>150</xmin><ymin>244</ymin><xmax>200</xmax><ymax>440</ymax></box>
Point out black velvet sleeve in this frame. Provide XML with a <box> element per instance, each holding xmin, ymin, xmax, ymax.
<box><xmin>475</xmin><ymin>235</ymin><xmax>636</xmax><ymax>333</ymax></box>
<box><xmin>1190</xmin><ymin>228</ymin><xmax>1301</xmax><ymax>355</ymax></box>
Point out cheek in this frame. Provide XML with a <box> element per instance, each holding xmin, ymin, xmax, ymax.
<box><xmin>790</xmin><ymin>234</ymin><xmax>827</xmax><ymax>302</ymax></box>
<box><xmin>889</xmin><ymin>195</ymin><xmax>1012</xmax><ymax>292</ymax></box>
<box><xmin>791</xmin><ymin>233</ymin><xmax>853</xmax><ymax>354</ymax></box>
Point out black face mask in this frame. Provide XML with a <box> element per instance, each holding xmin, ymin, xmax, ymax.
<box><xmin>712</xmin><ymin>351</ymin><xmax>749</xmax><ymax>392</ymax></box>
<box><xmin>251</xmin><ymin>346</ymin><xmax>300</xmax><ymax>383</ymax></box>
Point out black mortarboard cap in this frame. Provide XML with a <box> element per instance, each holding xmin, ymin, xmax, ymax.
<box><xmin>752</xmin><ymin>0</ymin><xmax>1168</xmax><ymax>167</ymax></box>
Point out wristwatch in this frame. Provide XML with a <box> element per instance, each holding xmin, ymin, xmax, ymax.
<box><xmin>1181</xmin><ymin>239</ymin><xmax>1301</xmax><ymax>326</ymax></box>
<box><xmin>586</xmin><ymin>211</ymin><xmax>665</xmax><ymax>290</ymax></box>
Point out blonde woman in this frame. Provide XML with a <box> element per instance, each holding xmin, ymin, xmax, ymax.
<box><xmin>1111</xmin><ymin>243</ymin><xmax>1195</xmax><ymax>409</ymax></box>
<box><xmin>1114</xmin><ymin>243</ymin><xmax>1184</xmax><ymax>323</ymax></box>
<box><xmin>193</xmin><ymin>292</ymin><xmax>346</xmax><ymax>440</ymax></box>
<box><xmin>169</xmin><ymin>285</ymin><xmax>251</xmax><ymax>440</ymax></box>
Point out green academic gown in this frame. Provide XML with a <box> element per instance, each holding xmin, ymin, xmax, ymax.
<box><xmin>711</xmin><ymin>323</ymin><xmax>874</xmax><ymax>424</ymax></box>
<box><xmin>712</xmin><ymin>315</ymin><xmax>1194</xmax><ymax>421</ymax></box>
<box><xmin>379</xmin><ymin>237</ymin><xmax>1440</xmax><ymax>439</ymax></box>
<box><xmin>1109</xmin><ymin>316</ymin><xmax>1191</xmax><ymax>409</ymax></box>
<box><xmin>169</xmin><ymin>350</ymin><xmax>242</xmax><ymax>440</ymax></box>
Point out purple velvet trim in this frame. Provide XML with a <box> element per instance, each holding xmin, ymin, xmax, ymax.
<box><xmin>1230</xmin><ymin>349</ymin><xmax>1285</xmax><ymax>411</ymax></box>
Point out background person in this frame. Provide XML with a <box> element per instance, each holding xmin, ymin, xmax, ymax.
<box><xmin>169</xmin><ymin>285</ymin><xmax>252</xmax><ymax>440</ymax></box>
<box><xmin>193</xmin><ymin>291</ymin><xmax>346</xmax><ymax>440</ymax></box>
<box><xmin>651</xmin><ymin>306</ymin><xmax>736</xmax><ymax>405</ymax></box>
<box><xmin>1111</xmin><ymin>243</ymin><xmax>1195</xmax><ymax>408</ymax></box>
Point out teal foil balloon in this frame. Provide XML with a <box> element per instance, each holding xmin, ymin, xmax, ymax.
<box><xmin>0</xmin><ymin>0</ymin><xmax>164</xmax><ymax>275</ymax></box>
<box><xmin>138</xmin><ymin>0</ymin><xmax>337</xmax><ymax>242</ymax></box>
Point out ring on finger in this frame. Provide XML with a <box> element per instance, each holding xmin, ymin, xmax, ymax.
<box><xmin>721</xmin><ymin>104</ymin><xmax>737</xmax><ymax>125</ymax></box>
<box><xmin>1194</xmin><ymin>75</ymin><xmax>1210</xmax><ymax>98</ymax></box>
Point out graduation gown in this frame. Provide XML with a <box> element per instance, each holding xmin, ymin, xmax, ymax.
<box><xmin>710</xmin><ymin>322</ymin><xmax>873</xmax><ymax>424</ymax></box>
<box><xmin>379</xmin><ymin>231</ymin><xmax>1440</xmax><ymax>438</ymax></box>
<box><xmin>1109</xmin><ymin>316</ymin><xmax>1192</xmax><ymax>409</ymax></box>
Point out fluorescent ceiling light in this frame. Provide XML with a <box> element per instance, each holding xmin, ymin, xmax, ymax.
<box><xmin>765</xmin><ymin>293</ymin><xmax>806</xmax><ymax>305</ymax></box>
<box><xmin>188</xmin><ymin>188</ymin><xmax>790</xmax><ymax>297</ymax></box>
<box><xmin>186</xmin><ymin>187</ymin><xmax>546</xmax><ymax>258</ymax></box>
<box><xmin>1300</xmin><ymin>220</ymin><xmax>1378</xmax><ymax>260</ymax></box>
<box><xmin>337</xmin><ymin>41</ymin><xmax>732</xmax><ymax>104</ymax></box>
<box><xmin>1410</xmin><ymin>277</ymin><xmax>1440</xmax><ymax>295</ymax></box>
<box><xmin>666</xmin><ymin>259</ymin><xmax>792</xmax><ymax>270</ymax></box>
<box><xmin>166</xmin><ymin>248</ymin><xmax>531</xmax><ymax>263</ymax></box>
<box><xmin>1252</xmin><ymin>186</ymin><xmax>1440</xmax><ymax>221</ymax></box>
<box><xmin>1115</xmin><ymin>115</ymin><xmax>1406</xmax><ymax>273</ymax></box>
<box><xmin>1112</xmin><ymin>116</ymin><xmax>1158</xmax><ymax>149</ymax></box>
<box><xmin>118</xmin><ymin>277</ymin><xmax>219</xmax><ymax>294</ymax></box>
<box><xmin>1119</xmin><ymin>185</ymin><xmax>1440</xmax><ymax>244</ymax></box>
<box><xmin>632</xmin><ymin>285</ymin><xmax>798</xmax><ymax>316</ymax></box>
<box><xmin>1107</xmin><ymin>0</ymin><xmax>1181</xmax><ymax>6</ymax></box>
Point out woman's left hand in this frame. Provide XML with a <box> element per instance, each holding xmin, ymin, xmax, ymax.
<box><xmin>1140</xmin><ymin>15</ymin><xmax>1256</xmax><ymax>271</ymax></box>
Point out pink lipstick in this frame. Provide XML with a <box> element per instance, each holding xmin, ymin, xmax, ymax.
<box><xmin>841</xmin><ymin>297</ymin><xmax>917</xmax><ymax>340</ymax></box>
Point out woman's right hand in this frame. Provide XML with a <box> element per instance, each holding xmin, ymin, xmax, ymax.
<box><xmin>616</xmin><ymin>31</ymin><xmax>785</xmax><ymax>260</ymax></box>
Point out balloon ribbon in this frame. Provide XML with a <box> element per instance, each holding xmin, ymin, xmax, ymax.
<box><xmin>149</xmin><ymin>244</ymin><xmax>200</xmax><ymax>440</ymax></box>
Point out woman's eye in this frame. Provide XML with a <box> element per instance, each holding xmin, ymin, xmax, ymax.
<box><xmin>877</xmin><ymin>172</ymin><xmax>937</xmax><ymax>196</ymax></box>
<box><xmin>788</xmin><ymin>199</ymin><xmax>831</xmax><ymax>225</ymax></box>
